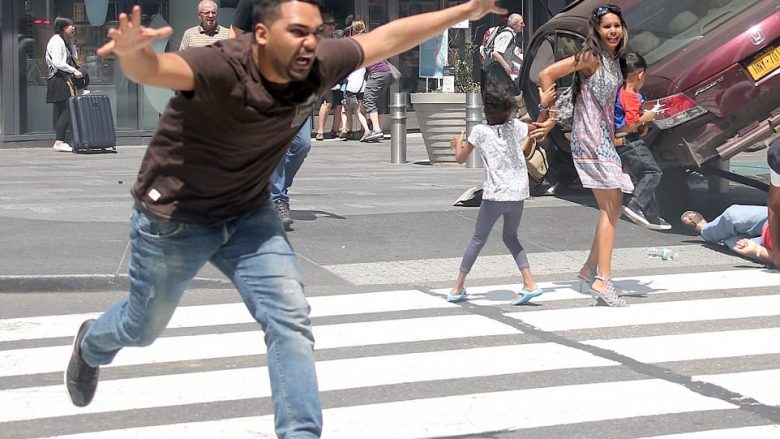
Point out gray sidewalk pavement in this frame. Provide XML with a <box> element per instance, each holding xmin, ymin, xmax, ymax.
<box><xmin>0</xmin><ymin>133</ymin><xmax>770</xmax><ymax>293</ymax></box>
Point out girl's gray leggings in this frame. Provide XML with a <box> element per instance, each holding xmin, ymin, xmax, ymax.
<box><xmin>460</xmin><ymin>200</ymin><xmax>529</xmax><ymax>273</ymax></box>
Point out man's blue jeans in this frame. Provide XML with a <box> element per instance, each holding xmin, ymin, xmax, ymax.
<box><xmin>701</xmin><ymin>204</ymin><xmax>767</xmax><ymax>250</ymax></box>
<box><xmin>271</xmin><ymin>119</ymin><xmax>312</xmax><ymax>204</ymax></box>
<box><xmin>80</xmin><ymin>203</ymin><xmax>322</xmax><ymax>438</ymax></box>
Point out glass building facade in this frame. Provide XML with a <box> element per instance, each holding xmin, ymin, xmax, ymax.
<box><xmin>0</xmin><ymin>0</ymin><xmax>565</xmax><ymax>147</ymax></box>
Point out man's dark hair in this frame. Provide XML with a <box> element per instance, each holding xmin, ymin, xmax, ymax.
<box><xmin>253</xmin><ymin>0</ymin><xmax>321</xmax><ymax>28</ymax></box>
<box><xmin>619</xmin><ymin>52</ymin><xmax>647</xmax><ymax>78</ymax></box>
<box><xmin>53</xmin><ymin>16</ymin><xmax>74</xmax><ymax>35</ymax></box>
<box><xmin>482</xmin><ymin>73</ymin><xmax>517</xmax><ymax>125</ymax></box>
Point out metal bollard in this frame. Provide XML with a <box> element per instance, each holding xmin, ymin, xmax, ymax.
<box><xmin>390</xmin><ymin>92</ymin><xmax>407</xmax><ymax>164</ymax></box>
<box><xmin>465</xmin><ymin>92</ymin><xmax>484</xmax><ymax>168</ymax></box>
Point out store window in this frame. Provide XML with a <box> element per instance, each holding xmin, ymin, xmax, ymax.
<box><xmin>15</xmin><ymin>1</ymin><xmax>183</xmax><ymax>136</ymax></box>
<box><xmin>398</xmin><ymin>1</ymin><xmax>439</xmax><ymax>93</ymax></box>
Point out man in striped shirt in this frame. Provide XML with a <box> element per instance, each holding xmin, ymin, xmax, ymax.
<box><xmin>179</xmin><ymin>0</ymin><xmax>229</xmax><ymax>50</ymax></box>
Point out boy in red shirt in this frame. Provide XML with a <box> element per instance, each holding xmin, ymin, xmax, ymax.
<box><xmin>614</xmin><ymin>52</ymin><xmax>670</xmax><ymax>230</ymax></box>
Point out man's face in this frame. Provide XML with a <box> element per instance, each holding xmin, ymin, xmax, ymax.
<box><xmin>259</xmin><ymin>2</ymin><xmax>324</xmax><ymax>83</ymax></box>
<box><xmin>198</xmin><ymin>2</ymin><xmax>218</xmax><ymax>31</ymax></box>
<box><xmin>322</xmin><ymin>17</ymin><xmax>336</xmax><ymax>38</ymax></box>
<box><xmin>513</xmin><ymin>17</ymin><xmax>525</xmax><ymax>33</ymax></box>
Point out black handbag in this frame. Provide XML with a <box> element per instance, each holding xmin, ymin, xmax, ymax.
<box><xmin>71</xmin><ymin>68</ymin><xmax>90</xmax><ymax>90</ymax></box>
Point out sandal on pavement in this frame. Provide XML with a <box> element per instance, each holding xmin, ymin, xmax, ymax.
<box><xmin>589</xmin><ymin>276</ymin><xmax>627</xmax><ymax>307</ymax></box>
<box><xmin>576</xmin><ymin>264</ymin><xmax>596</xmax><ymax>293</ymax></box>
<box><xmin>446</xmin><ymin>288</ymin><xmax>468</xmax><ymax>303</ymax></box>
<box><xmin>510</xmin><ymin>288</ymin><xmax>544</xmax><ymax>306</ymax></box>
<box><xmin>315</xmin><ymin>133</ymin><xmax>324</xmax><ymax>141</ymax></box>
<box><xmin>680</xmin><ymin>210</ymin><xmax>704</xmax><ymax>234</ymax></box>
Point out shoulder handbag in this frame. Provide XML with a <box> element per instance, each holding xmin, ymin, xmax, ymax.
<box><xmin>554</xmin><ymin>84</ymin><xmax>574</xmax><ymax>130</ymax></box>
<box><xmin>523</xmin><ymin>138</ymin><xmax>549</xmax><ymax>182</ymax></box>
<box><xmin>553</xmin><ymin>72</ymin><xmax>580</xmax><ymax>130</ymax></box>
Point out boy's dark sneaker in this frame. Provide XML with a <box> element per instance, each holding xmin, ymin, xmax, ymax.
<box><xmin>65</xmin><ymin>319</ymin><xmax>100</xmax><ymax>407</ymax></box>
<box><xmin>622</xmin><ymin>205</ymin><xmax>651</xmax><ymax>227</ymax></box>
<box><xmin>645</xmin><ymin>215</ymin><xmax>673</xmax><ymax>231</ymax></box>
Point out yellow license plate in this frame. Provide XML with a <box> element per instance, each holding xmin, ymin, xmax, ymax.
<box><xmin>747</xmin><ymin>45</ymin><xmax>780</xmax><ymax>81</ymax></box>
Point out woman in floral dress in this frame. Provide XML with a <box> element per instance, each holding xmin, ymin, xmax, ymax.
<box><xmin>538</xmin><ymin>4</ymin><xmax>632</xmax><ymax>306</ymax></box>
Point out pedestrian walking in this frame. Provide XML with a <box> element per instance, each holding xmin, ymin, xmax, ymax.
<box><xmin>485</xmin><ymin>13</ymin><xmax>524</xmax><ymax>81</ymax></box>
<box><xmin>64</xmin><ymin>2</ymin><xmax>507</xmax><ymax>439</ymax></box>
<box><xmin>362</xmin><ymin>29</ymin><xmax>392</xmax><ymax>142</ymax></box>
<box><xmin>446</xmin><ymin>71</ymin><xmax>549</xmax><ymax>306</ymax></box>
<box><xmin>45</xmin><ymin>16</ymin><xmax>82</xmax><ymax>153</ymax></box>
<box><xmin>538</xmin><ymin>4</ymin><xmax>631</xmax><ymax>306</ymax></box>
<box><xmin>614</xmin><ymin>52</ymin><xmax>671</xmax><ymax>230</ymax></box>
<box><xmin>178</xmin><ymin>0</ymin><xmax>229</xmax><ymax>50</ymax></box>
<box><xmin>339</xmin><ymin>65</ymin><xmax>371</xmax><ymax>141</ymax></box>
<box><xmin>315</xmin><ymin>12</ymin><xmax>344</xmax><ymax>141</ymax></box>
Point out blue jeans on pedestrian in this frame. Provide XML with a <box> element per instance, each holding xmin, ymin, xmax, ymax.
<box><xmin>701</xmin><ymin>204</ymin><xmax>767</xmax><ymax>250</ymax></box>
<box><xmin>271</xmin><ymin>119</ymin><xmax>312</xmax><ymax>204</ymax></box>
<box><xmin>80</xmin><ymin>203</ymin><xmax>322</xmax><ymax>438</ymax></box>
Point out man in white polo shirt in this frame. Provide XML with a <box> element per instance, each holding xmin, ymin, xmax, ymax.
<box><xmin>179</xmin><ymin>0</ymin><xmax>229</xmax><ymax>50</ymax></box>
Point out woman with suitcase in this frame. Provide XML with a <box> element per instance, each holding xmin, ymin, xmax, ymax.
<box><xmin>45</xmin><ymin>16</ymin><xmax>83</xmax><ymax>152</ymax></box>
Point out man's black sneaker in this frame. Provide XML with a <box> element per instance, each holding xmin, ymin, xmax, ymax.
<box><xmin>274</xmin><ymin>200</ymin><xmax>294</xmax><ymax>229</ymax></box>
<box><xmin>65</xmin><ymin>319</ymin><xmax>99</xmax><ymax>407</ymax></box>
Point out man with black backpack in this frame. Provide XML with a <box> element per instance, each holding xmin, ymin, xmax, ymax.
<box><xmin>484</xmin><ymin>13</ymin><xmax>524</xmax><ymax>80</ymax></box>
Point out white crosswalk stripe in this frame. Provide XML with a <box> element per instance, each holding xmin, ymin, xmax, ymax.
<box><xmin>1</xmin><ymin>268</ymin><xmax>779</xmax><ymax>438</ymax></box>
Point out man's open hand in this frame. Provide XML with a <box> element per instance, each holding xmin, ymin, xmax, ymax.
<box><xmin>465</xmin><ymin>0</ymin><xmax>508</xmax><ymax>21</ymax></box>
<box><xmin>97</xmin><ymin>6</ymin><xmax>173</xmax><ymax>57</ymax></box>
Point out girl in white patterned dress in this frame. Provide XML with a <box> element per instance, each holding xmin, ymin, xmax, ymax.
<box><xmin>538</xmin><ymin>4</ymin><xmax>632</xmax><ymax>306</ymax></box>
<box><xmin>446</xmin><ymin>75</ymin><xmax>550</xmax><ymax>306</ymax></box>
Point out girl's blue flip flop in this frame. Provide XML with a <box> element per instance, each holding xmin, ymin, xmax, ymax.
<box><xmin>510</xmin><ymin>288</ymin><xmax>543</xmax><ymax>306</ymax></box>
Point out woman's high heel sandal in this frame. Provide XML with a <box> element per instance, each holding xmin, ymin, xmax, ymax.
<box><xmin>589</xmin><ymin>275</ymin><xmax>627</xmax><ymax>307</ymax></box>
<box><xmin>576</xmin><ymin>264</ymin><xmax>596</xmax><ymax>293</ymax></box>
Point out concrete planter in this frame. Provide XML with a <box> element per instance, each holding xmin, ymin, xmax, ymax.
<box><xmin>410</xmin><ymin>93</ymin><xmax>467</xmax><ymax>165</ymax></box>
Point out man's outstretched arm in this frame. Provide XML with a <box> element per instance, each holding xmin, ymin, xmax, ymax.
<box><xmin>97</xmin><ymin>6</ymin><xmax>195</xmax><ymax>91</ymax></box>
<box><xmin>352</xmin><ymin>0</ymin><xmax>506</xmax><ymax>67</ymax></box>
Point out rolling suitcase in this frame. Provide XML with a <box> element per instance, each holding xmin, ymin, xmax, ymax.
<box><xmin>68</xmin><ymin>94</ymin><xmax>116</xmax><ymax>152</ymax></box>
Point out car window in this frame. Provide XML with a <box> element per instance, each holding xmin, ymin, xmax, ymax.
<box><xmin>528</xmin><ymin>37</ymin><xmax>554</xmax><ymax>87</ymax></box>
<box><xmin>555</xmin><ymin>32</ymin><xmax>583</xmax><ymax>88</ymax></box>
<box><xmin>625</xmin><ymin>0</ymin><xmax>760</xmax><ymax>65</ymax></box>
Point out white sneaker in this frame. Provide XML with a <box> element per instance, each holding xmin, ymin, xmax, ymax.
<box><xmin>53</xmin><ymin>143</ymin><xmax>73</xmax><ymax>152</ymax></box>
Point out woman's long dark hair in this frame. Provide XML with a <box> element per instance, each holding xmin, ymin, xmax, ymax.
<box><xmin>570</xmin><ymin>6</ymin><xmax>629</xmax><ymax>105</ymax></box>
<box><xmin>53</xmin><ymin>17</ymin><xmax>74</xmax><ymax>36</ymax></box>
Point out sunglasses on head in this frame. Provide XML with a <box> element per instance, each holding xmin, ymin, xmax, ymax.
<box><xmin>593</xmin><ymin>4</ymin><xmax>621</xmax><ymax>18</ymax></box>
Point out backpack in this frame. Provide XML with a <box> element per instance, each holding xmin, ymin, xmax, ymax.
<box><xmin>478</xmin><ymin>26</ymin><xmax>499</xmax><ymax>62</ymax></box>
<box><xmin>479</xmin><ymin>26</ymin><xmax>514</xmax><ymax>64</ymax></box>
